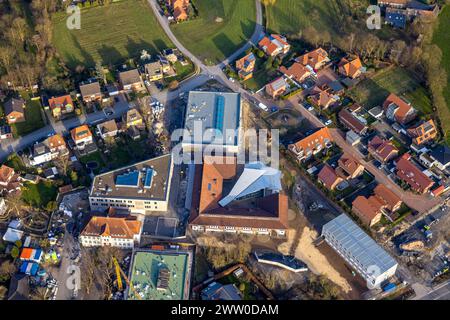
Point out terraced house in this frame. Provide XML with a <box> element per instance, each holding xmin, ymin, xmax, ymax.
<box><xmin>289</xmin><ymin>127</ymin><xmax>333</xmax><ymax>162</ymax></box>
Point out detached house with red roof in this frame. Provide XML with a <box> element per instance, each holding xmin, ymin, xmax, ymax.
<box><xmin>310</xmin><ymin>87</ymin><xmax>339</xmax><ymax>110</ymax></box>
<box><xmin>258</xmin><ymin>34</ymin><xmax>290</xmax><ymax>57</ymax></box>
<box><xmin>0</xmin><ymin>165</ymin><xmax>22</xmax><ymax>195</ymax></box>
<box><xmin>296</xmin><ymin>48</ymin><xmax>330</xmax><ymax>71</ymax></box>
<box><xmin>336</xmin><ymin>154</ymin><xmax>364</xmax><ymax>180</ymax></box>
<box><xmin>168</xmin><ymin>0</ymin><xmax>190</xmax><ymax>21</ymax></box>
<box><xmin>71</xmin><ymin>125</ymin><xmax>93</xmax><ymax>150</ymax></box>
<box><xmin>280</xmin><ymin>62</ymin><xmax>311</xmax><ymax>84</ymax></box>
<box><xmin>368</xmin><ymin>136</ymin><xmax>399</xmax><ymax>163</ymax></box>
<box><xmin>189</xmin><ymin>156</ymin><xmax>288</xmax><ymax>237</ymax></box>
<box><xmin>318</xmin><ymin>164</ymin><xmax>344</xmax><ymax>191</ymax></box>
<box><xmin>338</xmin><ymin>57</ymin><xmax>364</xmax><ymax>79</ymax></box>
<box><xmin>48</xmin><ymin>95</ymin><xmax>74</xmax><ymax>119</ymax></box>
<box><xmin>395</xmin><ymin>154</ymin><xmax>434</xmax><ymax>194</ymax></box>
<box><xmin>383</xmin><ymin>93</ymin><xmax>417</xmax><ymax>125</ymax></box>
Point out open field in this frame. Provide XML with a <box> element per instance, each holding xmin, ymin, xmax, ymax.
<box><xmin>433</xmin><ymin>5</ymin><xmax>450</xmax><ymax>116</ymax></box>
<box><xmin>349</xmin><ymin>67</ymin><xmax>433</xmax><ymax>115</ymax></box>
<box><xmin>171</xmin><ymin>0</ymin><xmax>256</xmax><ymax>65</ymax></box>
<box><xmin>52</xmin><ymin>0</ymin><xmax>173</xmax><ymax>68</ymax></box>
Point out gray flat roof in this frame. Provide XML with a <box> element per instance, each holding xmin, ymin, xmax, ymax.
<box><xmin>184</xmin><ymin>91</ymin><xmax>241</xmax><ymax>146</ymax></box>
<box><xmin>322</xmin><ymin>214</ymin><xmax>397</xmax><ymax>274</ymax></box>
<box><xmin>90</xmin><ymin>154</ymin><xmax>171</xmax><ymax>200</ymax></box>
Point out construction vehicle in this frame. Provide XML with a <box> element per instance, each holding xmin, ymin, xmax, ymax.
<box><xmin>112</xmin><ymin>257</ymin><xmax>142</xmax><ymax>300</ymax></box>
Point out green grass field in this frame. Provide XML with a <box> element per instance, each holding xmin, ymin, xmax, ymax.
<box><xmin>12</xmin><ymin>98</ymin><xmax>45</xmax><ymax>137</ymax></box>
<box><xmin>171</xmin><ymin>0</ymin><xmax>256</xmax><ymax>64</ymax></box>
<box><xmin>349</xmin><ymin>67</ymin><xmax>433</xmax><ymax>115</ymax></box>
<box><xmin>21</xmin><ymin>181</ymin><xmax>57</xmax><ymax>209</ymax></box>
<box><xmin>433</xmin><ymin>5</ymin><xmax>450</xmax><ymax>115</ymax></box>
<box><xmin>52</xmin><ymin>0</ymin><xmax>173</xmax><ymax>68</ymax></box>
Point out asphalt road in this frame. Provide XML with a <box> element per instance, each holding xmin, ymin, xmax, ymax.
<box><xmin>417</xmin><ymin>280</ymin><xmax>450</xmax><ymax>300</ymax></box>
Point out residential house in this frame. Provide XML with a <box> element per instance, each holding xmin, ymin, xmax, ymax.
<box><xmin>289</xmin><ymin>127</ymin><xmax>333</xmax><ymax>162</ymax></box>
<box><xmin>337</xmin><ymin>154</ymin><xmax>364</xmax><ymax>179</ymax></box>
<box><xmin>0</xmin><ymin>165</ymin><xmax>22</xmax><ymax>195</ymax></box>
<box><xmin>296</xmin><ymin>48</ymin><xmax>329</xmax><ymax>71</ymax></box>
<box><xmin>118</xmin><ymin>69</ymin><xmax>145</xmax><ymax>92</ymax></box>
<box><xmin>123</xmin><ymin>108</ymin><xmax>144</xmax><ymax>129</ymax></box>
<box><xmin>338</xmin><ymin>108</ymin><xmax>368</xmax><ymax>135</ymax></box>
<box><xmin>79</xmin><ymin>82</ymin><xmax>102</xmax><ymax>103</ymax></box>
<box><xmin>383</xmin><ymin>93</ymin><xmax>417</xmax><ymax>125</ymax></box>
<box><xmin>80</xmin><ymin>215</ymin><xmax>142</xmax><ymax>248</ymax></box>
<box><xmin>0</xmin><ymin>125</ymin><xmax>12</xmax><ymax>140</ymax></box>
<box><xmin>258</xmin><ymin>34</ymin><xmax>290</xmax><ymax>57</ymax></box>
<box><xmin>4</xmin><ymin>98</ymin><xmax>25</xmax><ymax>124</ymax></box>
<box><xmin>352</xmin><ymin>195</ymin><xmax>384</xmax><ymax>227</ymax></box>
<box><xmin>163</xmin><ymin>49</ymin><xmax>178</xmax><ymax>63</ymax></box>
<box><xmin>373</xmin><ymin>184</ymin><xmax>402</xmax><ymax>213</ymax></box>
<box><xmin>395</xmin><ymin>154</ymin><xmax>434</xmax><ymax>194</ymax></box>
<box><xmin>280</xmin><ymin>62</ymin><xmax>311</xmax><ymax>84</ymax></box>
<box><xmin>145</xmin><ymin>61</ymin><xmax>164</xmax><ymax>82</ymax></box>
<box><xmin>71</xmin><ymin>125</ymin><xmax>93</xmax><ymax>150</ymax></box>
<box><xmin>310</xmin><ymin>87</ymin><xmax>338</xmax><ymax>110</ymax></box>
<box><xmin>189</xmin><ymin>156</ymin><xmax>288</xmax><ymax>237</ymax></box>
<box><xmin>368</xmin><ymin>136</ymin><xmax>399</xmax><ymax>163</ymax></box>
<box><xmin>338</xmin><ymin>57</ymin><xmax>364</xmax><ymax>79</ymax></box>
<box><xmin>235</xmin><ymin>53</ymin><xmax>256</xmax><ymax>81</ymax></box>
<box><xmin>430</xmin><ymin>145</ymin><xmax>450</xmax><ymax>171</ymax></box>
<box><xmin>407</xmin><ymin>119</ymin><xmax>437</xmax><ymax>146</ymax></box>
<box><xmin>48</xmin><ymin>95</ymin><xmax>74</xmax><ymax>118</ymax></box>
<box><xmin>168</xmin><ymin>0</ymin><xmax>189</xmax><ymax>21</ymax></box>
<box><xmin>97</xmin><ymin>119</ymin><xmax>119</xmax><ymax>139</ymax></box>
<box><xmin>265</xmin><ymin>77</ymin><xmax>287</xmax><ymax>99</ymax></box>
<box><xmin>318</xmin><ymin>164</ymin><xmax>344</xmax><ymax>191</ymax></box>
<box><xmin>106</xmin><ymin>84</ymin><xmax>119</xmax><ymax>97</ymax></box>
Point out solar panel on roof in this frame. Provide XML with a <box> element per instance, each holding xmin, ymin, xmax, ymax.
<box><xmin>116</xmin><ymin>170</ymin><xmax>140</xmax><ymax>187</ymax></box>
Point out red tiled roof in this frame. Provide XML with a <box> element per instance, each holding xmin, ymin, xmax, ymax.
<box><xmin>338</xmin><ymin>109</ymin><xmax>367</xmax><ymax>134</ymax></box>
<box><xmin>318</xmin><ymin>164</ymin><xmax>342</xmax><ymax>190</ymax></box>
<box><xmin>368</xmin><ymin>136</ymin><xmax>399</xmax><ymax>162</ymax></box>
<box><xmin>396</xmin><ymin>154</ymin><xmax>434</xmax><ymax>194</ymax></box>
<box><xmin>383</xmin><ymin>93</ymin><xmax>416</xmax><ymax>124</ymax></box>
<box><xmin>352</xmin><ymin>195</ymin><xmax>384</xmax><ymax>225</ymax></box>
<box><xmin>81</xmin><ymin>216</ymin><xmax>141</xmax><ymax>239</ymax></box>
<box><xmin>280</xmin><ymin>62</ymin><xmax>311</xmax><ymax>82</ymax></box>
<box><xmin>374</xmin><ymin>184</ymin><xmax>402</xmax><ymax>212</ymax></box>
<box><xmin>297</xmin><ymin>48</ymin><xmax>328</xmax><ymax>70</ymax></box>
<box><xmin>338</xmin><ymin>57</ymin><xmax>363</xmax><ymax>78</ymax></box>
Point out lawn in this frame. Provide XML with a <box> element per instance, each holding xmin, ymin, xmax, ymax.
<box><xmin>171</xmin><ymin>0</ymin><xmax>256</xmax><ymax>65</ymax></box>
<box><xmin>265</xmin><ymin>0</ymin><xmax>406</xmax><ymax>43</ymax></box>
<box><xmin>11</xmin><ymin>98</ymin><xmax>46</xmax><ymax>137</ymax></box>
<box><xmin>21</xmin><ymin>181</ymin><xmax>57</xmax><ymax>209</ymax></box>
<box><xmin>52</xmin><ymin>0</ymin><xmax>174</xmax><ymax>68</ymax></box>
<box><xmin>433</xmin><ymin>5</ymin><xmax>450</xmax><ymax>118</ymax></box>
<box><xmin>349</xmin><ymin>67</ymin><xmax>433</xmax><ymax>115</ymax></box>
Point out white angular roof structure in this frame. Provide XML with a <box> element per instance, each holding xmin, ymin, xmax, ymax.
<box><xmin>219</xmin><ymin>162</ymin><xmax>282</xmax><ymax>207</ymax></box>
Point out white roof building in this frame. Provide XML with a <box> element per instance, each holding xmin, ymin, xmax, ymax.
<box><xmin>219</xmin><ymin>162</ymin><xmax>282</xmax><ymax>207</ymax></box>
<box><xmin>322</xmin><ymin>214</ymin><xmax>398</xmax><ymax>289</ymax></box>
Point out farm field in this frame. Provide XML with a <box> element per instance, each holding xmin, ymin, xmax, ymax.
<box><xmin>433</xmin><ymin>5</ymin><xmax>450</xmax><ymax>116</ymax></box>
<box><xmin>171</xmin><ymin>0</ymin><xmax>256</xmax><ymax>65</ymax></box>
<box><xmin>349</xmin><ymin>67</ymin><xmax>433</xmax><ymax>115</ymax></box>
<box><xmin>52</xmin><ymin>0</ymin><xmax>173</xmax><ymax>68</ymax></box>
